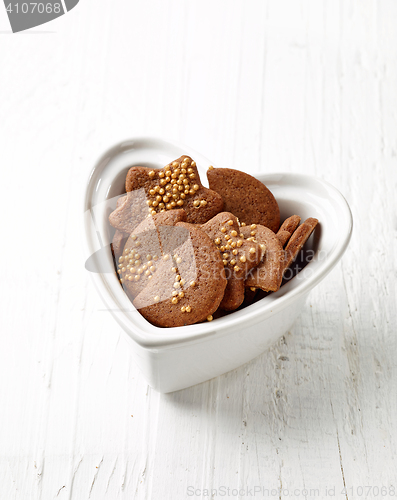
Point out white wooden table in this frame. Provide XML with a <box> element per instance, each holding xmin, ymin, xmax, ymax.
<box><xmin>1</xmin><ymin>1</ymin><xmax>396</xmax><ymax>498</ymax></box>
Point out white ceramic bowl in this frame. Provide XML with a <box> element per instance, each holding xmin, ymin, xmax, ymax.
<box><xmin>83</xmin><ymin>137</ymin><xmax>352</xmax><ymax>393</ymax></box>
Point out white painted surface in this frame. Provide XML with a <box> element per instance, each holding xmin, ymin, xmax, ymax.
<box><xmin>0</xmin><ymin>1</ymin><xmax>396</xmax><ymax>499</ymax></box>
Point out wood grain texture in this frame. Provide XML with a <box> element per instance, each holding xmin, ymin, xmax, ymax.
<box><xmin>0</xmin><ymin>1</ymin><xmax>396</xmax><ymax>498</ymax></box>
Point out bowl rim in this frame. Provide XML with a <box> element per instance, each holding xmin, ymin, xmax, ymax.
<box><xmin>83</xmin><ymin>137</ymin><xmax>353</xmax><ymax>349</ymax></box>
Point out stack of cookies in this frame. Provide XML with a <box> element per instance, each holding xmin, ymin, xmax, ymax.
<box><xmin>109</xmin><ymin>156</ymin><xmax>318</xmax><ymax>327</ymax></box>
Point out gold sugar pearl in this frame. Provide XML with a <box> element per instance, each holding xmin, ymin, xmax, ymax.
<box><xmin>237</xmin><ymin>240</ymin><xmax>243</xmax><ymax>247</ymax></box>
<box><xmin>187</xmin><ymin>167</ymin><xmax>193</xmax><ymax>174</ymax></box>
<box><xmin>149</xmin><ymin>170</ymin><xmax>155</xmax><ymax>178</ymax></box>
<box><xmin>146</xmin><ymin>254</ymin><xmax>152</xmax><ymax>260</ymax></box>
<box><xmin>181</xmin><ymin>306</ymin><xmax>186</xmax><ymax>313</ymax></box>
<box><xmin>231</xmin><ymin>230</ymin><xmax>238</xmax><ymax>237</ymax></box>
<box><xmin>240</xmin><ymin>255</ymin><xmax>247</xmax><ymax>263</ymax></box>
<box><xmin>153</xmin><ymin>255</ymin><xmax>158</xmax><ymax>260</ymax></box>
<box><xmin>223</xmin><ymin>260</ymin><xmax>228</xmax><ymax>266</ymax></box>
<box><xmin>241</xmin><ymin>222</ymin><xmax>246</xmax><ymax>227</ymax></box>
<box><xmin>251</xmin><ymin>224</ymin><xmax>257</xmax><ymax>229</ymax></box>
<box><xmin>230</xmin><ymin>242</ymin><xmax>236</xmax><ymax>248</ymax></box>
<box><xmin>225</xmin><ymin>235</ymin><xmax>230</xmax><ymax>240</ymax></box>
<box><xmin>154</xmin><ymin>186</ymin><xmax>160</xmax><ymax>193</ymax></box>
<box><xmin>159</xmin><ymin>179</ymin><xmax>167</xmax><ymax>186</ymax></box>
<box><xmin>225</xmin><ymin>244</ymin><xmax>231</xmax><ymax>250</ymax></box>
<box><xmin>185</xmin><ymin>305</ymin><xmax>192</xmax><ymax>313</ymax></box>
<box><xmin>230</xmin><ymin>259</ymin><xmax>236</xmax><ymax>266</ymax></box>
<box><xmin>166</xmin><ymin>184</ymin><xmax>172</xmax><ymax>191</ymax></box>
<box><xmin>130</xmin><ymin>267</ymin><xmax>136</xmax><ymax>273</ymax></box>
<box><xmin>148</xmin><ymin>275</ymin><xmax>153</xmax><ymax>280</ymax></box>
<box><xmin>120</xmin><ymin>278</ymin><xmax>124</xmax><ymax>283</ymax></box>
<box><xmin>251</xmin><ymin>231</ymin><xmax>256</xmax><ymax>236</ymax></box>
<box><xmin>172</xmin><ymin>161</ymin><xmax>179</xmax><ymax>166</ymax></box>
<box><xmin>172</xmin><ymin>291</ymin><xmax>178</xmax><ymax>296</ymax></box>
<box><xmin>131</xmin><ymin>235</ymin><xmax>137</xmax><ymax>241</ymax></box>
<box><xmin>171</xmin><ymin>267</ymin><xmax>177</xmax><ymax>273</ymax></box>
<box><xmin>193</xmin><ymin>184</ymin><xmax>199</xmax><ymax>191</ymax></box>
<box><xmin>150</xmin><ymin>266</ymin><xmax>156</xmax><ymax>272</ymax></box>
<box><xmin>193</xmin><ymin>201</ymin><xmax>200</xmax><ymax>207</ymax></box>
<box><xmin>134</xmin><ymin>275</ymin><xmax>140</xmax><ymax>281</ymax></box>
<box><xmin>154</xmin><ymin>296</ymin><xmax>160</xmax><ymax>303</ymax></box>
<box><xmin>128</xmin><ymin>276</ymin><xmax>133</xmax><ymax>281</ymax></box>
<box><xmin>220</xmin><ymin>246</ymin><xmax>225</xmax><ymax>251</ymax></box>
<box><xmin>190</xmin><ymin>281</ymin><xmax>196</xmax><ymax>287</ymax></box>
<box><xmin>177</xmin><ymin>200</ymin><xmax>184</xmax><ymax>206</ymax></box>
<box><xmin>146</xmin><ymin>200</ymin><xmax>152</xmax><ymax>206</ymax></box>
<box><xmin>221</xmin><ymin>227</ymin><xmax>226</xmax><ymax>233</ymax></box>
<box><xmin>117</xmin><ymin>269</ymin><xmax>122</xmax><ymax>274</ymax></box>
<box><xmin>227</xmin><ymin>220</ymin><xmax>233</xmax><ymax>226</ymax></box>
<box><xmin>178</xmin><ymin>292</ymin><xmax>185</xmax><ymax>298</ymax></box>
<box><xmin>171</xmin><ymin>297</ymin><xmax>178</xmax><ymax>304</ymax></box>
<box><xmin>121</xmin><ymin>267</ymin><xmax>126</xmax><ymax>272</ymax></box>
<box><xmin>215</xmin><ymin>238</ymin><xmax>221</xmax><ymax>245</ymax></box>
<box><xmin>189</xmin><ymin>189</ymin><xmax>195</xmax><ymax>195</ymax></box>
<box><xmin>176</xmin><ymin>257</ymin><xmax>182</xmax><ymax>264</ymax></box>
<box><xmin>250</xmin><ymin>287</ymin><xmax>256</xmax><ymax>292</ymax></box>
<box><xmin>234</xmin><ymin>266</ymin><xmax>240</xmax><ymax>272</ymax></box>
<box><xmin>180</xmin><ymin>279</ymin><xmax>185</xmax><ymax>286</ymax></box>
<box><xmin>232</xmin><ymin>249</ymin><xmax>238</xmax><ymax>255</ymax></box>
<box><xmin>159</xmin><ymin>171</ymin><xmax>165</xmax><ymax>178</ymax></box>
<box><xmin>200</xmin><ymin>200</ymin><xmax>207</xmax><ymax>206</ymax></box>
<box><xmin>180</xmin><ymin>193</ymin><xmax>186</xmax><ymax>199</ymax></box>
<box><xmin>249</xmin><ymin>248</ymin><xmax>256</xmax><ymax>254</ymax></box>
<box><xmin>119</xmin><ymin>256</ymin><xmax>124</xmax><ymax>263</ymax></box>
<box><xmin>223</xmin><ymin>253</ymin><xmax>229</xmax><ymax>259</ymax></box>
<box><xmin>207</xmin><ymin>314</ymin><xmax>213</xmax><ymax>321</ymax></box>
<box><xmin>260</xmin><ymin>244</ymin><xmax>266</xmax><ymax>251</ymax></box>
<box><xmin>189</xmin><ymin>173</ymin><xmax>195</xmax><ymax>179</ymax></box>
<box><xmin>173</xmin><ymin>282</ymin><xmax>181</xmax><ymax>289</ymax></box>
<box><xmin>191</xmin><ymin>161</ymin><xmax>196</xmax><ymax>167</ymax></box>
<box><xmin>145</xmin><ymin>270</ymin><xmax>151</xmax><ymax>276</ymax></box>
<box><xmin>208</xmin><ymin>165</ymin><xmax>214</xmax><ymax>171</ymax></box>
<box><xmin>176</xmin><ymin>275</ymin><xmax>181</xmax><ymax>281</ymax></box>
<box><xmin>163</xmin><ymin>254</ymin><xmax>170</xmax><ymax>261</ymax></box>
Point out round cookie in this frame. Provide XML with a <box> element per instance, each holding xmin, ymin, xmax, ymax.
<box><xmin>282</xmin><ymin>217</ymin><xmax>318</xmax><ymax>273</ymax></box>
<box><xmin>277</xmin><ymin>215</ymin><xmax>301</xmax><ymax>247</ymax></box>
<box><xmin>207</xmin><ymin>167</ymin><xmax>280</xmax><ymax>232</ymax></box>
<box><xmin>133</xmin><ymin>223</ymin><xmax>227</xmax><ymax>327</ymax></box>
<box><xmin>117</xmin><ymin>210</ymin><xmax>188</xmax><ymax>300</ymax></box>
<box><xmin>243</xmin><ymin>224</ymin><xmax>285</xmax><ymax>292</ymax></box>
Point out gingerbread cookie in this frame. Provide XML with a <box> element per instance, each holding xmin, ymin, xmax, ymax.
<box><xmin>277</xmin><ymin>215</ymin><xmax>301</xmax><ymax>247</ymax></box>
<box><xmin>109</xmin><ymin>156</ymin><xmax>223</xmax><ymax>233</ymax></box>
<box><xmin>117</xmin><ymin>210</ymin><xmax>188</xmax><ymax>299</ymax></box>
<box><xmin>133</xmin><ymin>223</ymin><xmax>226</xmax><ymax>327</ymax></box>
<box><xmin>200</xmin><ymin>212</ymin><xmax>262</xmax><ymax>311</ymax></box>
<box><xmin>207</xmin><ymin>167</ymin><xmax>280</xmax><ymax>232</ymax></box>
<box><xmin>243</xmin><ymin>224</ymin><xmax>284</xmax><ymax>292</ymax></box>
<box><xmin>282</xmin><ymin>217</ymin><xmax>318</xmax><ymax>273</ymax></box>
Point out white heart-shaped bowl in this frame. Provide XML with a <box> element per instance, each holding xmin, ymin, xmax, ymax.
<box><xmin>83</xmin><ymin>137</ymin><xmax>352</xmax><ymax>393</ymax></box>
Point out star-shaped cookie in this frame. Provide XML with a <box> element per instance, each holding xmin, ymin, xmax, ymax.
<box><xmin>200</xmin><ymin>212</ymin><xmax>262</xmax><ymax>311</ymax></box>
<box><xmin>109</xmin><ymin>156</ymin><xmax>223</xmax><ymax>234</ymax></box>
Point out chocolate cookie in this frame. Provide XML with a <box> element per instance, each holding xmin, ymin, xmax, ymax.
<box><xmin>207</xmin><ymin>167</ymin><xmax>280</xmax><ymax>232</ymax></box>
<box><xmin>111</xmin><ymin>195</ymin><xmax>129</xmax><ymax>261</ymax></box>
<box><xmin>110</xmin><ymin>156</ymin><xmax>223</xmax><ymax>233</ymax></box>
<box><xmin>282</xmin><ymin>217</ymin><xmax>318</xmax><ymax>273</ymax></box>
<box><xmin>117</xmin><ymin>210</ymin><xmax>188</xmax><ymax>299</ymax></box>
<box><xmin>133</xmin><ymin>223</ymin><xmax>226</xmax><ymax>327</ymax></box>
<box><xmin>243</xmin><ymin>224</ymin><xmax>284</xmax><ymax>292</ymax></box>
<box><xmin>200</xmin><ymin>212</ymin><xmax>262</xmax><ymax>311</ymax></box>
<box><xmin>277</xmin><ymin>215</ymin><xmax>301</xmax><ymax>247</ymax></box>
